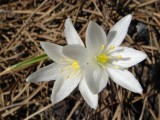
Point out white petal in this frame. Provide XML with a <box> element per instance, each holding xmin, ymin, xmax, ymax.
<box><xmin>79</xmin><ymin>78</ymin><xmax>98</xmax><ymax>109</ymax></box>
<box><xmin>86</xmin><ymin>21</ymin><xmax>106</xmax><ymax>56</ymax></box>
<box><xmin>64</xmin><ymin>18</ymin><xmax>84</xmax><ymax>46</ymax></box>
<box><xmin>26</xmin><ymin>63</ymin><xmax>61</xmax><ymax>82</ymax></box>
<box><xmin>51</xmin><ymin>71</ymin><xmax>81</xmax><ymax>104</ymax></box>
<box><xmin>40</xmin><ymin>42</ymin><xmax>64</xmax><ymax>63</ymax></box>
<box><xmin>85</xmin><ymin>62</ymin><xmax>109</xmax><ymax>94</ymax></box>
<box><xmin>107</xmin><ymin>67</ymin><xmax>143</xmax><ymax>94</ymax></box>
<box><xmin>106</xmin><ymin>14</ymin><xmax>132</xmax><ymax>49</ymax></box>
<box><xmin>62</xmin><ymin>44</ymin><xmax>88</xmax><ymax>64</ymax></box>
<box><xmin>109</xmin><ymin>47</ymin><xmax>147</xmax><ymax>68</ymax></box>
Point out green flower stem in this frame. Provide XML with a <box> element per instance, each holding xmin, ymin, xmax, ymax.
<box><xmin>0</xmin><ymin>53</ymin><xmax>48</xmax><ymax>76</ymax></box>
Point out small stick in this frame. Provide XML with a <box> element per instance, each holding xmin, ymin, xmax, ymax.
<box><xmin>24</xmin><ymin>103</ymin><xmax>53</xmax><ymax>120</ymax></box>
<box><xmin>66</xmin><ymin>98</ymin><xmax>82</xmax><ymax>120</ymax></box>
<box><xmin>137</xmin><ymin>0</ymin><xmax>158</xmax><ymax>8</ymax></box>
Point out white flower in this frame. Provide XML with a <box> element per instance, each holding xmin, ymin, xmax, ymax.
<box><xmin>26</xmin><ymin>18</ymin><xmax>98</xmax><ymax>109</ymax></box>
<box><xmin>62</xmin><ymin>14</ymin><xmax>147</xmax><ymax>94</ymax></box>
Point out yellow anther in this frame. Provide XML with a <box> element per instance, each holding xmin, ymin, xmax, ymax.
<box><xmin>72</xmin><ymin>61</ymin><xmax>80</xmax><ymax>70</ymax></box>
<box><xmin>117</xmin><ymin>55</ymin><xmax>122</xmax><ymax>59</ymax></box>
<box><xmin>110</xmin><ymin>45</ymin><xmax>115</xmax><ymax>50</ymax></box>
<box><xmin>113</xmin><ymin>65</ymin><xmax>120</xmax><ymax>69</ymax></box>
<box><xmin>101</xmin><ymin>45</ymin><xmax>105</xmax><ymax>50</ymax></box>
<box><xmin>96</xmin><ymin>53</ymin><xmax>108</xmax><ymax>64</ymax></box>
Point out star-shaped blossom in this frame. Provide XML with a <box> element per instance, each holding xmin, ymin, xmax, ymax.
<box><xmin>26</xmin><ymin>18</ymin><xmax>98</xmax><ymax>109</ymax></box>
<box><xmin>62</xmin><ymin>14</ymin><xmax>147</xmax><ymax>94</ymax></box>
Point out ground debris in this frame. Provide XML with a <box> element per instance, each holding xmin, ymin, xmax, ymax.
<box><xmin>0</xmin><ymin>0</ymin><xmax>160</xmax><ymax>119</ymax></box>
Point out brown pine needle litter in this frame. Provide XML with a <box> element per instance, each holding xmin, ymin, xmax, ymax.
<box><xmin>0</xmin><ymin>0</ymin><xmax>160</xmax><ymax>119</ymax></box>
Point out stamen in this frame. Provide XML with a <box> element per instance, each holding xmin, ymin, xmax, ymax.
<box><xmin>101</xmin><ymin>45</ymin><xmax>105</xmax><ymax>50</ymax></box>
<box><xmin>117</xmin><ymin>55</ymin><xmax>122</xmax><ymax>59</ymax></box>
<box><xmin>109</xmin><ymin>64</ymin><xmax>124</xmax><ymax>70</ymax></box>
<box><xmin>65</xmin><ymin>70</ymin><xmax>80</xmax><ymax>81</ymax></box>
<box><xmin>113</xmin><ymin>65</ymin><xmax>120</xmax><ymax>69</ymax></box>
<box><xmin>59</xmin><ymin>60</ymin><xmax>80</xmax><ymax>73</ymax></box>
<box><xmin>98</xmin><ymin>44</ymin><xmax>105</xmax><ymax>55</ymax></box>
<box><xmin>110</xmin><ymin>45</ymin><xmax>115</xmax><ymax>50</ymax></box>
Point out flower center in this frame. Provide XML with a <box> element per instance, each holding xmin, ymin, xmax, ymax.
<box><xmin>72</xmin><ymin>60</ymin><xmax>80</xmax><ymax>70</ymax></box>
<box><xmin>96</xmin><ymin>53</ymin><xmax>109</xmax><ymax>64</ymax></box>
